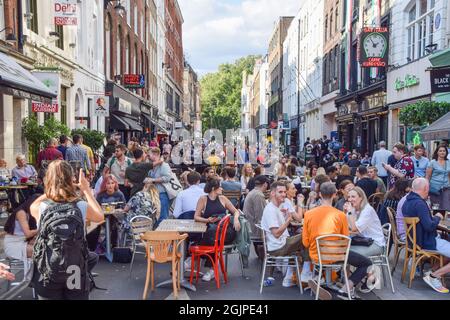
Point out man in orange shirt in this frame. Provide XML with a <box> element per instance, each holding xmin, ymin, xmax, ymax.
<box><xmin>302</xmin><ymin>182</ymin><xmax>373</xmax><ymax>300</ymax></box>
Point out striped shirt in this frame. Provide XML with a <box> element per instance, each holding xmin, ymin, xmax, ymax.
<box><xmin>66</xmin><ymin>144</ymin><xmax>91</xmax><ymax>171</ymax></box>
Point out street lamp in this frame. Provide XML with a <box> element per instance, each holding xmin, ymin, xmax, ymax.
<box><xmin>104</xmin><ymin>0</ymin><xmax>126</xmax><ymax>16</ymax></box>
<box><xmin>0</xmin><ymin>27</ymin><xmax>17</xmax><ymax>43</ymax></box>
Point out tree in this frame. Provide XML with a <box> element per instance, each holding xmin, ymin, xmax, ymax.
<box><xmin>200</xmin><ymin>55</ymin><xmax>261</xmax><ymax>135</ymax></box>
<box><xmin>71</xmin><ymin>128</ymin><xmax>106</xmax><ymax>152</ymax></box>
<box><xmin>399</xmin><ymin>101</ymin><xmax>450</xmax><ymax>126</ymax></box>
<box><xmin>22</xmin><ymin>115</ymin><xmax>70</xmax><ymax>163</ymax></box>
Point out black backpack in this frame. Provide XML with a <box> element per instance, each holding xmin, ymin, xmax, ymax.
<box><xmin>33</xmin><ymin>201</ymin><xmax>89</xmax><ymax>291</ymax></box>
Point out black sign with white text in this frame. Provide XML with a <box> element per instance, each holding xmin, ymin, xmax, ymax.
<box><xmin>430</xmin><ymin>68</ymin><xmax>450</xmax><ymax>93</ymax></box>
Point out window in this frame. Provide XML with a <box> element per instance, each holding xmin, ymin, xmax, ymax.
<box><xmin>324</xmin><ymin>15</ymin><xmax>328</xmax><ymax>41</ymax></box>
<box><xmin>335</xmin><ymin>3</ymin><xmax>339</xmax><ymax>32</ymax></box>
<box><xmin>125</xmin><ymin>36</ymin><xmax>130</xmax><ymax>74</ymax></box>
<box><xmin>105</xmin><ymin>15</ymin><xmax>112</xmax><ymax>79</ymax></box>
<box><xmin>135</xmin><ymin>44</ymin><xmax>138</xmax><ymax>74</ymax></box>
<box><xmin>406</xmin><ymin>1</ymin><xmax>435</xmax><ymax>61</ymax></box>
<box><xmin>330</xmin><ymin>10</ymin><xmax>333</xmax><ymax>37</ymax></box>
<box><xmin>29</xmin><ymin>0</ymin><xmax>38</xmax><ymax>34</ymax></box>
<box><xmin>117</xmin><ymin>26</ymin><xmax>122</xmax><ymax>76</ymax></box>
<box><xmin>60</xmin><ymin>86</ymin><xmax>67</xmax><ymax>126</ymax></box>
<box><xmin>126</xmin><ymin>0</ymin><xmax>131</xmax><ymax>25</ymax></box>
<box><xmin>134</xmin><ymin>5</ymin><xmax>138</xmax><ymax>34</ymax></box>
<box><xmin>55</xmin><ymin>25</ymin><xmax>64</xmax><ymax>50</ymax></box>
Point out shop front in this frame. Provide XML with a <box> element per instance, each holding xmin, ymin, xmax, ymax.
<box><xmin>0</xmin><ymin>51</ymin><xmax>56</xmax><ymax>165</ymax></box>
<box><xmin>335</xmin><ymin>81</ymin><xmax>388</xmax><ymax>155</ymax></box>
<box><xmin>105</xmin><ymin>81</ymin><xmax>143</xmax><ymax>144</ymax></box>
<box><xmin>387</xmin><ymin>58</ymin><xmax>432</xmax><ymax>149</ymax></box>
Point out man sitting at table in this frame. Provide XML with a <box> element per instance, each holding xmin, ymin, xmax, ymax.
<box><xmin>303</xmin><ymin>182</ymin><xmax>374</xmax><ymax>299</ymax></box>
<box><xmin>173</xmin><ymin>171</ymin><xmax>206</xmax><ymax>220</ymax></box>
<box><xmin>261</xmin><ymin>181</ymin><xmax>307</xmax><ymax>288</ymax></box>
<box><xmin>402</xmin><ymin>177</ymin><xmax>450</xmax><ymax>293</ymax></box>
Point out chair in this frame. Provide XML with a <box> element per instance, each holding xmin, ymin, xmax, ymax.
<box><xmin>223</xmin><ymin>190</ymin><xmax>242</xmax><ymax>210</ymax></box>
<box><xmin>189</xmin><ymin>215</ymin><xmax>230</xmax><ymax>289</ymax></box>
<box><xmin>402</xmin><ymin>217</ymin><xmax>444</xmax><ymax>288</ymax></box>
<box><xmin>369</xmin><ymin>223</ymin><xmax>395</xmax><ymax>293</ymax></box>
<box><xmin>386</xmin><ymin>207</ymin><xmax>406</xmax><ymax>274</ymax></box>
<box><xmin>140</xmin><ymin>231</ymin><xmax>188</xmax><ymax>300</ymax></box>
<box><xmin>0</xmin><ymin>257</ymin><xmax>35</xmax><ymax>300</ymax></box>
<box><xmin>129</xmin><ymin>216</ymin><xmax>153</xmax><ymax>277</ymax></box>
<box><xmin>313</xmin><ymin>234</ymin><xmax>352</xmax><ymax>300</ymax></box>
<box><xmin>255</xmin><ymin>224</ymin><xmax>303</xmax><ymax>295</ymax></box>
<box><xmin>368</xmin><ymin>192</ymin><xmax>385</xmax><ymax>212</ymax></box>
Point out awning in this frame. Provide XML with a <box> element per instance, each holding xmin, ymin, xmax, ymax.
<box><xmin>388</xmin><ymin>96</ymin><xmax>431</xmax><ymax>110</ymax></box>
<box><xmin>142</xmin><ymin>113</ymin><xmax>168</xmax><ymax>134</ymax></box>
<box><xmin>110</xmin><ymin>114</ymin><xmax>143</xmax><ymax>131</ymax></box>
<box><xmin>421</xmin><ymin>112</ymin><xmax>450</xmax><ymax>141</ymax></box>
<box><xmin>0</xmin><ymin>52</ymin><xmax>56</xmax><ymax>100</ymax></box>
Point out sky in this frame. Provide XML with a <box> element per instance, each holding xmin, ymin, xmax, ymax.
<box><xmin>178</xmin><ymin>0</ymin><xmax>302</xmax><ymax>77</ymax></box>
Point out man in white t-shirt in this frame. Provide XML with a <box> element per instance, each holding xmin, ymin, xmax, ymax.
<box><xmin>261</xmin><ymin>181</ymin><xmax>305</xmax><ymax>288</ymax></box>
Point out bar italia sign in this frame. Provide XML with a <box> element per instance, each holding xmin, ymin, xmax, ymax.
<box><xmin>360</xmin><ymin>27</ymin><xmax>389</xmax><ymax>68</ymax></box>
<box><xmin>394</xmin><ymin>74</ymin><xmax>420</xmax><ymax>91</ymax></box>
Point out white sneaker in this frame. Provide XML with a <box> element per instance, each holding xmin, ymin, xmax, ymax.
<box><xmin>300</xmin><ymin>272</ymin><xmax>313</xmax><ymax>283</ymax></box>
<box><xmin>201</xmin><ymin>269</ymin><xmax>215</xmax><ymax>282</ymax></box>
<box><xmin>423</xmin><ymin>272</ymin><xmax>449</xmax><ymax>294</ymax></box>
<box><xmin>282</xmin><ymin>276</ymin><xmax>296</xmax><ymax>288</ymax></box>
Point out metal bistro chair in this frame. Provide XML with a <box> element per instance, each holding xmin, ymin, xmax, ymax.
<box><xmin>129</xmin><ymin>216</ymin><xmax>154</xmax><ymax>277</ymax></box>
<box><xmin>368</xmin><ymin>192</ymin><xmax>385</xmax><ymax>212</ymax></box>
<box><xmin>402</xmin><ymin>217</ymin><xmax>444</xmax><ymax>288</ymax></box>
<box><xmin>368</xmin><ymin>223</ymin><xmax>395</xmax><ymax>293</ymax></box>
<box><xmin>386</xmin><ymin>207</ymin><xmax>406</xmax><ymax>275</ymax></box>
<box><xmin>255</xmin><ymin>224</ymin><xmax>303</xmax><ymax>295</ymax></box>
<box><xmin>0</xmin><ymin>257</ymin><xmax>35</xmax><ymax>300</ymax></box>
<box><xmin>312</xmin><ymin>234</ymin><xmax>352</xmax><ymax>300</ymax></box>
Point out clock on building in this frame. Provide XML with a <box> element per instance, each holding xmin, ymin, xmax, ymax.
<box><xmin>363</xmin><ymin>33</ymin><xmax>387</xmax><ymax>58</ymax></box>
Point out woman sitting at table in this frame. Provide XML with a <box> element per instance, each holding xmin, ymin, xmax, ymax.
<box><xmin>123</xmin><ymin>179</ymin><xmax>160</xmax><ymax>230</ymax></box>
<box><xmin>4</xmin><ymin>193</ymin><xmax>40</xmax><ymax>270</ymax></box>
<box><xmin>334</xmin><ymin>180</ymin><xmax>355</xmax><ymax>211</ymax></box>
<box><xmin>194</xmin><ymin>177</ymin><xmax>241</xmax><ymax>282</ymax></box>
<box><xmin>344</xmin><ymin>187</ymin><xmax>385</xmax><ymax>258</ymax></box>
<box><xmin>90</xmin><ymin>175</ymin><xmax>126</xmax><ymax>251</ymax></box>
<box><xmin>0</xmin><ymin>158</ymin><xmax>10</xmax><ymax>179</ymax></box>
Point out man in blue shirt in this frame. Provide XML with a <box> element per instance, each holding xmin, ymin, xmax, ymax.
<box><xmin>411</xmin><ymin>145</ymin><xmax>429</xmax><ymax>178</ymax></box>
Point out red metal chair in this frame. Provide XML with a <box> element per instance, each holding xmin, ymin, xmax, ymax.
<box><xmin>189</xmin><ymin>215</ymin><xmax>231</xmax><ymax>289</ymax></box>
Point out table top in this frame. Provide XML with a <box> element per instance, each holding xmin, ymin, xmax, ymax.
<box><xmin>0</xmin><ymin>185</ymin><xmax>29</xmax><ymax>190</ymax></box>
<box><xmin>86</xmin><ymin>220</ymin><xmax>105</xmax><ymax>234</ymax></box>
<box><xmin>438</xmin><ymin>220</ymin><xmax>450</xmax><ymax>232</ymax></box>
<box><xmin>103</xmin><ymin>209</ymin><xmax>125</xmax><ymax>216</ymax></box>
<box><xmin>156</xmin><ymin>219</ymin><xmax>207</xmax><ymax>233</ymax></box>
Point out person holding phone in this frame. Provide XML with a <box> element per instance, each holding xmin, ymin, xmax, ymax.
<box><xmin>194</xmin><ymin>177</ymin><xmax>241</xmax><ymax>282</ymax></box>
<box><xmin>382</xmin><ymin>143</ymin><xmax>414</xmax><ymax>190</ymax></box>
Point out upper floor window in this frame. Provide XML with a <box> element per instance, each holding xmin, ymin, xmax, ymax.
<box><xmin>28</xmin><ymin>0</ymin><xmax>39</xmax><ymax>34</ymax></box>
<box><xmin>126</xmin><ymin>0</ymin><xmax>131</xmax><ymax>25</ymax></box>
<box><xmin>55</xmin><ymin>25</ymin><xmax>64</xmax><ymax>50</ymax></box>
<box><xmin>406</xmin><ymin>0</ymin><xmax>435</xmax><ymax>61</ymax></box>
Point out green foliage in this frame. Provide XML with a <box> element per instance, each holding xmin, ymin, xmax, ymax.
<box><xmin>399</xmin><ymin>101</ymin><xmax>450</xmax><ymax>126</ymax></box>
<box><xmin>200</xmin><ymin>55</ymin><xmax>261</xmax><ymax>135</ymax></box>
<box><xmin>71</xmin><ymin>128</ymin><xmax>106</xmax><ymax>151</ymax></box>
<box><xmin>22</xmin><ymin>115</ymin><xmax>70</xmax><ymax>151</ymax></box>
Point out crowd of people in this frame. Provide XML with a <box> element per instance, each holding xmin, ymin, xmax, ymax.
<box><xmin>0</xmin><ymin>133</ymin><xmax>449</xmax><ymax>300</ymax></box>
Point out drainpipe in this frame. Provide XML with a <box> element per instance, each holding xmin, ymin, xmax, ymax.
<box><xmin>17</xmin><ymin>0</ymin><xmax>24</xmax><ymax>52</ymax></box>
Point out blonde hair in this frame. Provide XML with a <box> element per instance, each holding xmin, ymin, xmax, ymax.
<box><xmin>349</xmin><ymin>186</ymin><xmax>369</xmax><ymax>212</ymax></box>
<box><xmin>142</xmin><ymin>181</ymin><xmax>161</xmax><ymax>221</ymax></box>
<box><xmin>44</xmin><ymin>160</ymin><xmax>80</xmax><ymax>203</ymax></box>
<box><xmin>316</xmin><ymin>167</ymin><xmax>326</xmax><ymax>176</ymax></box>
<box><xmin>340</xmin><ymin>164</ymin><xmax>351</xmax><ymax>176</ymax></box>
<box><xmin>241</xmin><ymin>163</ymin><xmax>254</xmax><ymax>179</ymax></box>
<box><xmin>0</xmin><ymin>158</ymin><xmax>6</xmax><ymax>167</ymax></box>
<box><xmin>16</xmin><ymin>154</ymin><xmax>26</xmax><ymax>162</ymax></box>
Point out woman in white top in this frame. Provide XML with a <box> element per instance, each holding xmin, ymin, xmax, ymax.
<box><xmin>345</xmin><ymin>186</ymin><xmax>385</xmax><ymax>258</ymax></box>
<box><xmin>240</xmin><ymin>163</ymin><xmax>254</xmax><ymax>193</ymax></box>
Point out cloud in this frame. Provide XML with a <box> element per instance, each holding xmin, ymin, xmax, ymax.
<box><xmin>179</xmin><ymin>0</ymin><xmax>301</xmax><ymax>76</ymax></box>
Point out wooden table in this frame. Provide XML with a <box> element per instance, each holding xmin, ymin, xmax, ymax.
<box><xmin>156</xmin><ymin>219</ymin><xmax>207</xmax><ymax>292</ymax></box>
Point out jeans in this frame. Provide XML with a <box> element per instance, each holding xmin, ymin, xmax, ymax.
<box><xmin>347</xmin><ymin>251</ymin><xmax>372</xmax><ymax>286</ymax></box>
<box><xmin>156</xmin><ymin>192</ymin><xmax>170</xmax><ymax>227</ymax></box>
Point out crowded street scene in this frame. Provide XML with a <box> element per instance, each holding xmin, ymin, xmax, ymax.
<box><xmin>0</xmin><ymin>0</ymin><xmax>450</xmax><ymax>306</ymax></box>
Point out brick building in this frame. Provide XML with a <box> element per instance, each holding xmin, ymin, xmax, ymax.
<box><xmin>164</xmin><ymin>0</ymin><xmax>184</xmax><ymax>130</ymax></box>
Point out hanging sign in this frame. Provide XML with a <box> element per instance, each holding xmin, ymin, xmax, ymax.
<box><xmin>93</xmin><ymin>96</ymin><xmax>110</xmax><ymax>117</ymax></box>
<box><xmin>54</xmin><ymin>0</ymin><xmax>78</xmax><ymax>25</ymax></box>
<box><xmin>430</xmin><ymin>68</ymin><xmax>450</xmax><ymax>93</ymax></box>
<box><xmin>360</xmin><ymin>27</ymin><xmax>389</xmax><ymax>68</ymax></box>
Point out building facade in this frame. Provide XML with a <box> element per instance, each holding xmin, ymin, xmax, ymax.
<box><xmin>182</xmin><ymin>61</ymin><xmax>200</xmax><ymax>130</ymax></box>
<box><xmin>241</xmin><ymin>70</ymin><xmax>253</xmax><ymax>131</ymax></box>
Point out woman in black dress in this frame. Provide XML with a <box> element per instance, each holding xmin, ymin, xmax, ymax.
<box><xmin>194</xmin><ymin>177</ymin><xmax>241</xmax><ymax>282</ymax></box>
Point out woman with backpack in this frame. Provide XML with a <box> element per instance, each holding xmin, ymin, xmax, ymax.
<box><xmin>30</xmin><ymin>160</ymin><xmax>104</xmax><ymax>300</ymax></box>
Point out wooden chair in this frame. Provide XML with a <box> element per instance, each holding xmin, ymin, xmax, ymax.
<box><xmin>223</xmin><ymin>190</ymin><xmax>242</xmax><ymax>209</ymax></box>
<box><xmin>386</xmin><ymin>207</ymin><xmax>406</xmax><ymax>275</ymax></box>
<box><xmin>140</xmin><ymin>231</ymin><xmax>188</xmax><ymax>300</ymax></box>
<box><xmin>313</xmin><ymin>234</ymin><xmax>352</xmax><ymax>300</ymax></box>
<box><xmin>368</xmin><ymin>192</ymin><xmax>385</xmax><ymax>212</ymax></box>
<box><xmin>402</xmin><ymin>217</ymin><xmax>444</xmax><ymax>288</ymax></box>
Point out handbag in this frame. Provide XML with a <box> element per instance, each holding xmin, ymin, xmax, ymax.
<box><xmin>351</xmin><ymin>235</ymin><xmax>374</xmax><ymax>247</ymax></box>
<box><xmin>112</xmin><ymin>247</ymin><xmax>133</xmax><ymax>263</ymax></box>
<box><xmin>162</xmin><ymin>169</ymin><xmax>183</xmax><ymax>200</ymax></box>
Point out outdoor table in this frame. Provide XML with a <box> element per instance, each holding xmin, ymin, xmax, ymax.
<box><xmin>102</xmin><ymin>209</ymin><xmax>125</xmax><ymax>262</ymax></box>
<box><xmin>155</xmin><ymin>219</ymin><xmax>207</xmax><ymax>292</ymax></box>
<box><xmin>438</xmin><ymin>219</ymin><xmax>450</xmax><ymax>239</ymax></box>
<box><xmin>86</xmin><ymin>220</ymin><xmax>105</xmax><ymax>235</ymax></box>
<box><xmin>0</xmin><ymin>184</ymin><xmax>33</xmax><ymax>207</ymax></box>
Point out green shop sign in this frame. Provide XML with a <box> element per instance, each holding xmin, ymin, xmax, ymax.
<box><xmin>394</xmin><ymin>74</ymin><xmax>420</xmax><ymax>91</ymax></box>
